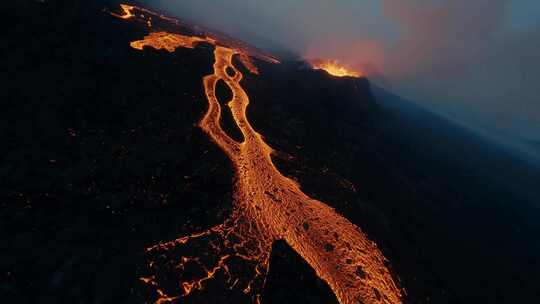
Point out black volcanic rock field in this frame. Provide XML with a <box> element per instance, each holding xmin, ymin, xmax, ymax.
<box><xmin>2</xmin><ymin>1</ymin><xmax>540</xmax><ymax>303</ymax></box>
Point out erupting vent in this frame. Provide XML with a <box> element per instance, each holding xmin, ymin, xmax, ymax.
<box><xmin>309</xmin><ymin>59</ymin><xmax>363</xmax><ymax>78</ymax></box>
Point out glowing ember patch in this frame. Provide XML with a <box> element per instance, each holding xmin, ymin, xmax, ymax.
<box><xmin>309</xmin><ymin>59</ymin><xmax>362</xmax><ymax>78</ymax></box>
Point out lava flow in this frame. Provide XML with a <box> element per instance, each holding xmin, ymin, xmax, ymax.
<box><xmin>113</xmin><ymin>4</ymin><xmax>401</xmax><ymax>304</ymax></box>
<box><xmin>110</xmin><ymin>3</ymin><xmax>135</xmax><ymax>20</ymax></box>
<box><xmin>309</xmin><ymin>59</ymin><xmax>363</xmax><ymax>78</ymax></box>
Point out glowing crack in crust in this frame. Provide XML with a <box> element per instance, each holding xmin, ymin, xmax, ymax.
<box><xmin>114</xmin><ymin>5</ymin><xmax>402</xmax><ymax>304</ymax></box>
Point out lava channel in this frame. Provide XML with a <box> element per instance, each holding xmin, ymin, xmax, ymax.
<box><xmin>113</xmin><ymin>4</ymin><xmax>402</xmax><ymax>304</ymax></box>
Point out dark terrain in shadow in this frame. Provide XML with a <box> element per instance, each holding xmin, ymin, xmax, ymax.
<box><xmin>2</xmin><ymin>1</ymin><xmax>540</xmax><ymax>303</ymax></box>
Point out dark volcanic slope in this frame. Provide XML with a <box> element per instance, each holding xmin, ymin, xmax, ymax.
<box><xmin>2</xmin><ymin>1</ymin><xmax>339</xmax><ymax>303</ymax></box>
<box><xmin>2</xmin><ymin>1</ymin><xmax>233</xmax><ymax>303</ymax></box>
<box><xmin>3</xmin><ymin>1</ymin><xmax>540</xmax><ymax>304</ymax></box>
<box><xmin>263</xmin><ymin>240</ymin><xmax>339</xmax><ymax>304</ymax></box>
<box><xmin>243</xmin><ymin>59</ymin><xmax>540</xmax><ymax>303</ymax></box>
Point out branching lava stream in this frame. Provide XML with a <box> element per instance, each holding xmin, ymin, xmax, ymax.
<box><xmin>114</xmin><ymin>5</ymin><xmax>402</xmax><ymax>304</ymax></box>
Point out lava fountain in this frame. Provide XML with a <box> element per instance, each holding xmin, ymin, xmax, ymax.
<box><xmin>309</xmin><ymin>59</ymin><xmax>363</xmax><ymax>78</ymax></box>
<box><xmin>113</xmin><ymin>4</ymin><xmax>402</xmax><ymax>304</ymax></box>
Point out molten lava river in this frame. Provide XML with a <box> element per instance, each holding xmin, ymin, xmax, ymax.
<box><xmin>114</xmin><ymin>4</ymin><xmax>402</xmax><ymax>304</ymax></box>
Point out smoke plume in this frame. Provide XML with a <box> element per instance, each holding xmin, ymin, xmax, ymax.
<box><xmin>152</xmin><ymin>0</ymin><xmax>540</xmax><ymax>142</ymax></box>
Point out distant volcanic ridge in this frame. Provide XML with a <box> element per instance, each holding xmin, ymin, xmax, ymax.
<box><xmin>111</xmin><ymin>4</ymin><xmax>279</xmax><ymax>65</ymax></box>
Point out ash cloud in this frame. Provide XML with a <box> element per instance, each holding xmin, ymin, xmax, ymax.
<box><xmin>152</xmin><ymin>0</ymin><xmax>540</xmax><ymax>142</ymax></box>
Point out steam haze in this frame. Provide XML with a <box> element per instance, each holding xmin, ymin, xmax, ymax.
<box><xmin>153</xmin><ymin>0</ymin><xmax>540</xmax><ymax>142</ymax></box>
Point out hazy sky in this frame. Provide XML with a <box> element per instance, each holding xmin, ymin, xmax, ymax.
<box><xmin>153</xmin><ymin>0</ymin><xmax>540</xmax><ymax>141</ymax></box>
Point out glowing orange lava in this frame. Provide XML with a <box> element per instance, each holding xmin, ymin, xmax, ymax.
<box><xmin>130</xmin><ymin>32</ymin><xmax>212</xmax><ymax>52</ymax></box>
<box><xmin>111</xmin><ymin>4</ymin><xmax>135</xmax><ymax>20</ymax></box>
<box><xmin>114</xmin><ymin>4</ymin><xmax>401</xmax><ymax>304</ymax></box>
<box><xmin>309</xmin><ymin>59</ymin><xmax>363</xmax><ymax>78</ymax></box>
